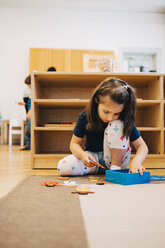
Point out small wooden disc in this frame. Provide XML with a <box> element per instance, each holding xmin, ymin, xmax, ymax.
<box><xmin>45</xmin><ymin>184</ymin><xmax>55</xmax><ymax>187</ymax></box>
<box><xmin>78</xmin><ymin>192</ymin><xmax>88</xmax><ymax>195</ymax></box>
<box><xmin>57</xmin><ymin>177</ymin><xmax>70</xmax><ymax>180</ymax></box>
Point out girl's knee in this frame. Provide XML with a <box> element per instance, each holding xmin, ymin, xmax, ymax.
<box><xmin>57</xmin><ymin>156</ymin><xmax>72</xmax><ymax>175</ymax></box>
<box><xmin>105</xmin><ymin>119</ymin><xmax>124</xmax><ymax>134</ymax></box>
<box><xmin>57</xmin><ymin>154</ymin><xmax>96</xmax><ymax>176</ymax></box>
<box><xmin>57</xmin><ymin>155</ymin><xmax>85</xmax><ymax>176</ymax></box>
<box><xmin>104</xmin><ymin>119</ymin><xmax>129</xmax><ymax>150</ymax></box>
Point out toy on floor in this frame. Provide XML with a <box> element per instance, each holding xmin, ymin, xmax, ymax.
<box><xmin>63</xmin><ymin>181</ymin><xmax>78</xmax><ymax>186</ymax></box>
<box><xmin>71</xmin><ymin>187</ymin><xmax>95</xmax><ymax>195</ymax></box>
<box><xmin>88</xmin><ymin>177</ymin><xmax>102</xmax><ymax>182</ymax></box>
<box><xmin>57</xmin><ymin>177</ymin><xmax>70</xmax><ymax>180</ymax></box>
<box><xmin>105</xmin><ymin>169</ymin><xmax>150</xmax><ymax>185</ymax></box>
<box><xmin>150</xmin><ymin>175</ymin><xmax>165</xmax><ymax>181</ymax></box>
<box><xmin>42</xmin><ymin>181</ymin><xmax>61</xmax><ymax>187</ymax></box>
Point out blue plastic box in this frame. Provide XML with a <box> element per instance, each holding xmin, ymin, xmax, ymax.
<box><xmin>105</xmin><ymin>169</ymin><xmax>150</xmax><ymax>185</ymax></box>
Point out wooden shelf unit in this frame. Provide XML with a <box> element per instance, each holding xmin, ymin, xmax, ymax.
<box><xmin>31</xmin><ymin>72</ymin><xmax>165</xmax><ymax>169</ymax></box>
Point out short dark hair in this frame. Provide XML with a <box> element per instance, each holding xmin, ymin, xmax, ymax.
<box><xmin>47</xmin><ymin>67</ymin><xmax>56</xmax><ymax>71</ymax></box>
<box><xmin>24</xmin><ymin>75</ymin><xmax>31</xmax><ymax>85</ymax></box>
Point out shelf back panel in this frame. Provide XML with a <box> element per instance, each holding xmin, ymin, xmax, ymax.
<box><xmin>34</xmin><ymin>106</ymin><xmax>85</xmax><ymax>127</ymax></box>
<box><xmin>135</xmin><ymin>104</ymin><xmax>161</xmax><ymax>127</ymax></box>
<box><xmin>34</xmin><ymin>131</ymin><xmax>85</xmax><ymax>154</ymax></box>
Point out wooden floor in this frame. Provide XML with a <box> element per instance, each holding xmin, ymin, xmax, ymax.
<box><xmin>0</xmin><ymin>144</ymin><xmax>165</xmax><ymax>199</ymax></box>
<box><xmin>0</xmin><ymin>145</ymin><xmax>59</xmax><ymax>198</ymax></box>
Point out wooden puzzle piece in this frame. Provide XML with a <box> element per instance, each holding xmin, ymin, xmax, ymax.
<box><xmin>42</xmin><ymin>181</ymin><xmax>61</xmax><ymax>187</ymax></box>
<box><xmin>96</xmin><ymin>182</ymin><xmax>104</xmax><ymax>185</ymax></box>
<box><xmin>72</xmin><ymin>187</ymin><xmax>95</xmax><ymax>195</ymax></box>
<box><xmin>57</xmin><ymin>177</ymin><xmax>70</xmax><ymax>180</ymax></box>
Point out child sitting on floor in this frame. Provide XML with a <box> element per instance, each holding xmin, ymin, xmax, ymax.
<box><xmin>57</xmin><ymin>77</ymin><xmax>148</xmax><ymax>176</ymax></box>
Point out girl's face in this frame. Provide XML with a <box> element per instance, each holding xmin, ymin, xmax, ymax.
<box><xmin>97</xmin><ymin>96</ymin><xmax>124</xmax><ymax>123</ymax></box>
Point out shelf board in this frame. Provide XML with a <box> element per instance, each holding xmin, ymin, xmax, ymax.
<box><xmin>131</xmin><ymin>154</ymin><xmax>165</xmax><ymax>158</ymax></box>
<box><xmin>34</xmin><ymin>126</ymin><xmax>161</xmax><ymax>132</ymax></box>
<box><xmin>137</xmin><ymin>100</ymin><xmax>161</xmax><ymax>106</ymax></box>
<box><xmin>33</xmin><ymin>72</ymin><xmax>161</xmax><ymax>87</ymax></box>
<box><xmin>34</xmin><ymin>99</ymin><xmax>89</xmax><ymax>107</ymax></box>
<box><xmin>34</xmin><ymin>153</ymin><xmax>165</xmax><ymax>159</ymax></box>
<box><xmin>34</xmin><ymin>153</ymin><xmax>70</xmax><ymax>158</ymax></box>
<box><xmin>137</xmin><ymin>127</ymin><xmax>162</xmax><ymax>131</ymax></box>
<box><xmin>34</xmin><ymin>126</ymin><xmax>74</xmax><ymax>131</ymax></box>
<box><xmin>34</xmin><ymin>99</ymin><xmax>160</xmax><ymax>107</ymax></box>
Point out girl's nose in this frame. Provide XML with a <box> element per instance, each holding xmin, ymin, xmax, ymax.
<box><xmin>107</xmin><ymin>114</ymin><xmax>114</xmax><ymax>122</ymax></box>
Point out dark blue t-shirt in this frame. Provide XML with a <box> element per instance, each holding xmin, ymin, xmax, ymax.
<box><xmin>73</xmin><ymin>112</ymin><xmax>140</xmax><ymax>152</ymax></box>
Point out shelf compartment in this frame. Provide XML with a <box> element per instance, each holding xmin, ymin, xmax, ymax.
<box><xmin>33</xmin><ymin>72</ymin><xmax>160</xmax><ymax>100</ymax></box>
<box><xmin>33</xmin><ymin>153</ymin><xmax>70</xmax><ymax>169</ymax></box>
<box><xmin>163</xmin><ymin>76</ymin><xmax>165</xmax><ymax>100</ymax></box>
<box><xmin>164</xmin><ymin>105</ymin><xmax>165</xmax><ymax>127</ymax></box>
<box><xmin>131</xmin><ymin>131</ymin><xmax>161</xmax><ymax>154</ymax></box>
<box><xmin>122</xmin><ymin>75</ymin><xmax>160</xmax><ymax>100</ymax></box>
<box><xmin>164</xmin><ymin>131</ymin><xmax>165</xmax><ymax>153</ymax></box>
<box><xmin>130</xmin><ymin>154</ymin><xmax>165</xmax><ymax>169</ymax></box>
<box><xmin>34</xmin><ymin>130</ymin><xmax>73</xmax><ymax>154</ymax></box>
<box><xmin>33</xmin><ymin>104</ymin><xmax>85</xmax><ymax>127</ymax></box>
<box><xmin>135</xmin><ymin>103</ymin><xmax>161</xmax><ymax>127</ymax></box>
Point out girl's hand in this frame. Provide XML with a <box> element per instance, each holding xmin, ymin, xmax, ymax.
<box><xmin>129</xmin><ymin>158</ymin><xmax>145</xmax><ymax>175</ymax></box>
<box><xmin>81</xmin><ymin>152</ymin><xmax>96</xmax><ymax>167</ymax></box>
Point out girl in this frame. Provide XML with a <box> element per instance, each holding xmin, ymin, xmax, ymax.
<box><xmin>57</xmin><ymin>77</ymin><xmax>148</xmax><ymax>176</ymax></box>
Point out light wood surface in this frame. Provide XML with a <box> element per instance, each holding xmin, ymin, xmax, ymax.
<box><xmin>29</xmin><ymin>48</ymin><xmax>115</xmax><ymax>73</ymax></box>
<box><xmin>0</xmin><ymin>145</ymin><xmax>59</xmax><ymax>199</ymax></box>
<box><xmin>0</xmin><ymin>144</ymin><xmax>165</xmax><ymax>199</ymax></box>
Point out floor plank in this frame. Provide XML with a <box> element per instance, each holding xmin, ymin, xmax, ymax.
<box><xmin>0</xmin><ymin>145</ymin><xmax>59</xmax><ymax>198</ymax></box>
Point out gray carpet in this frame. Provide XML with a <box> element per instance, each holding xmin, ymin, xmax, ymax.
<box><xmin>0</xmin><ymin>175</ymin><xmax>92</xmax><ymax>248</ymax></box>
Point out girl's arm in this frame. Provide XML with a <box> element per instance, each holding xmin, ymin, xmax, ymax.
<box><xmin>130</xmin><ymin>136</ymin><xmax>148</xmax><ymax>175</ymax></box>
<box><xmin>70</xmin><ymin>134</ymin><xmax>96</xmax><ymax>167</ymax></box>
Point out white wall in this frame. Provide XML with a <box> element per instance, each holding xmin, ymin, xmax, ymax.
<box><xmin>0</xmin><ymin>6</ymin><xmax>165</xmax><ymax>119</ymax></box>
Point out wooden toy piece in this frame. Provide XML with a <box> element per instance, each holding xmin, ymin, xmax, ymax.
<box><xmin>88</xmin><ymin>178</ymin><xmax>101</xmax><ymax>182</ymax></box>
<box><xmin>105</xmin><ymin>169</ymin><xmax>150</xmax><ymax>186</ymax></box>
<box><xmin>71</xmin><ymin>187</ymin><xmax>95</xmax><ymax>195</ymax></box>
<box><xmin>88</xmin><ymin>177</ymin><xmax>101</xmax><ymax>180</ymax></box>
<box><xmin>96</xmin><ymin>182</ymin><xmax>104</xmax><ymax>185</ymax></box>
<box><xmin>71</xmin><ymin>191</ymin><xmax>95</xmax><ymax>195</ymax></box>
<box><xmin>42</xmin><ymin>181</ymin><xmax>61</xmax><ymax>187</ymax></box>
<box><xmin>57</xmin><ymin>177</ymin><xmax>70</xmax><ymax>180</ymax></box>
